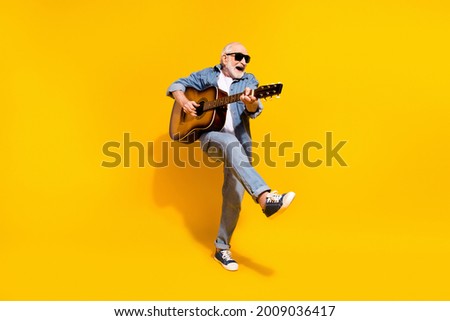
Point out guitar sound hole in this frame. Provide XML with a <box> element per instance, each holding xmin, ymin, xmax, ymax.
<box><xmin>196</xmin><ymin>101</ymin><xmax>205</xmax><ymax>117</ymax></box>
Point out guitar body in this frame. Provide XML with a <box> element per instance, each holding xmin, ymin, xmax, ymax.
<box><xmin>169</xmin><ymin>87</ymin><xmax>228</xmax><ymax>144</ymax></box>
<box><xmin>168</xmin><ymin>83</ymin><xmax>283</xmax><ymax>144</ymax></box>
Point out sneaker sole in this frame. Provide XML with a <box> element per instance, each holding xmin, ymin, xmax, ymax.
<box><xmin>214</xmin><ymin>256</ymin><xmax>239</xmax><ymax>271</ymax></box>
<box><xmin>267</xmin><ymin>192</ymin><xmax>296</xmax><ymax>218</ymax></box>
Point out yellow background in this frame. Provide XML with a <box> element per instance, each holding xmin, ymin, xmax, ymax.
<box><xmin>1</xmin><ymin>0</ymin><xmax>449</xmax><ymax>300</ymax></box>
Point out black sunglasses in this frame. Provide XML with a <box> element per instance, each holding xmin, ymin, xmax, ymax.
<box><xmin>226</xmin><ymin>52</ymin><xmax>251</xmax><ymax>63</ymax></box>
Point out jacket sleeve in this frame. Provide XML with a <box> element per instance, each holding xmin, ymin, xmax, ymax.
<box><xmin>166</xmin><ymin>68</ymin><xmax>212</xmax><ymax>98</ymax></box>
<box><xmin>242</xmin><ymin>73</ymin><xmax>263</xmax><ymax>119</ymax></box>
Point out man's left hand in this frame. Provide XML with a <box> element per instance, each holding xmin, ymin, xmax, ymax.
<box><xmin>240</xmin><ymin>87</ymin><xmax>259</xmax><ymax>113</ymax></box>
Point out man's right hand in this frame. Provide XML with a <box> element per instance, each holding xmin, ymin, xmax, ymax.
<box><xmin>172</xmin><ymin>90</ymin><xmax>199</xmax><ymax>117</ymax></box>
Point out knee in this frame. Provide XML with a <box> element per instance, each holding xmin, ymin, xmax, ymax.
<box><xmin>202</xmin><ymin>132</ymin><xmax>241</xmax><ymax>155</ymax></box>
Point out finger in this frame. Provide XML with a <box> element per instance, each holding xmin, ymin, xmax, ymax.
<box><xmin>183</xmin><ymin>105</ymin><xmax>194</xmax><ymax>115</ymax></box>
<box><xmin>191</xmin><ymin>104</ymin><xmax>199</xmax><ymax>115</ymax></box>
<box><xmin>188</xmin><ymin>105</ymin><xmax>197</xmax><ymax>116</ymax></box>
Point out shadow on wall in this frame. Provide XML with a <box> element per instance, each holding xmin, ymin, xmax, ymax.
<box><xmin>151</xmin><ymin>134</ymin><xmax>275</xmax><ymax>276</ymax></box>
<box><xmin>151</xmin><ymin>134</ymin><xmax>223</xmax><ymax>250</ymax></box>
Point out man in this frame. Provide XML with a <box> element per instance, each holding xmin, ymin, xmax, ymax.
<box><xmin>167</xmin><ymin>42</ymin><xmax>295</xmax><ymax>271</ymax></box>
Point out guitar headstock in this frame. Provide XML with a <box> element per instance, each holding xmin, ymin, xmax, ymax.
<box><xmin>254</xmin><ymin>83</ymin><xmax>283</xmax><ymax>99</ymax></box>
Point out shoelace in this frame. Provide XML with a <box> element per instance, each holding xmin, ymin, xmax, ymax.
<box><xmin>221</xmin><ymin>250</ymin><xmax>233</xmax><ymax>261</ymax></box>
<box><xmin>266</xmin><ymin>191</ymin><xmax>282</xmax><ymax>204</ymax></box>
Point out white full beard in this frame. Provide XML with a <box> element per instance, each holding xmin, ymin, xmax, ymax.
<box><xmin>223</xmin><ymin>62</ymin><xmax>245</xmax><ymax>79</ymax></box>
<box><xmin>232</xmin><ymin>69</ymin><xmax>245</xmax><ymax>79</ymax></box>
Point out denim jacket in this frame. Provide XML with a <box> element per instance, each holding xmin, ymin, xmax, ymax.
<box><xmin>167</xmin><ymin>64</ymin><xmax>264</xmax><ymax>147</ymax></box>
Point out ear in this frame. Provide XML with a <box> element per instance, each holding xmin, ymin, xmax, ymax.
<box><xmin>220</xmin><ymin>54</ymin><xmax>228</xmax><ymax>65</ymax></box>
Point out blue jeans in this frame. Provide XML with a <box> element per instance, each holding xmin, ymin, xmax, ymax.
<box><xmin>199</xmin><ymin>131</ymin><xmax>270</xmax><ymax>250</ymax></box>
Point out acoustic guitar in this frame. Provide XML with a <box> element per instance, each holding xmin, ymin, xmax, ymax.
<box><xmin>169</xmin><ymin>83</ymin><xmax>283</xmax><ymax>144</ymax></box>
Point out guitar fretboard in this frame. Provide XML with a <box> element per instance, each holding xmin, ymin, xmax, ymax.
<box><xmin>203</xmin><ymin>93</ymin><xmax>242</xmax><ymax>111</ymax></box>
<box><xmin>200</xmin><ymin>84</ymin><xmax>282</xmax><ymax>112</ymax></box>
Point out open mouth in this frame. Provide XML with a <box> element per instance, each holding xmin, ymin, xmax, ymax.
<box><xmin>236</xmin><ymin>66</ymin><xmax>245</xmax><ymax>72</ymax></box>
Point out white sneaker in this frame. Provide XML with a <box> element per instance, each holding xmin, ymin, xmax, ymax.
<box><xmin>263</xmin><ymin>191</ymin><xmax>296</xmax><ymax>217</ymax></box>
<box><xmin>214</xmin><ymin>250</ymin><xmax>238</xmax><ymax>271</ymax></box>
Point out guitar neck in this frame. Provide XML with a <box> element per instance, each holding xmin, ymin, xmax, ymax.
<box><xmin>201</xmin><ymin>83</ymin><xmax>283</xmax><ymax>111</ymax></box>
<box><xmin>203</xmin><ymin>92</ymin><xmax>243</xmax><ymax>111</ymax></box>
